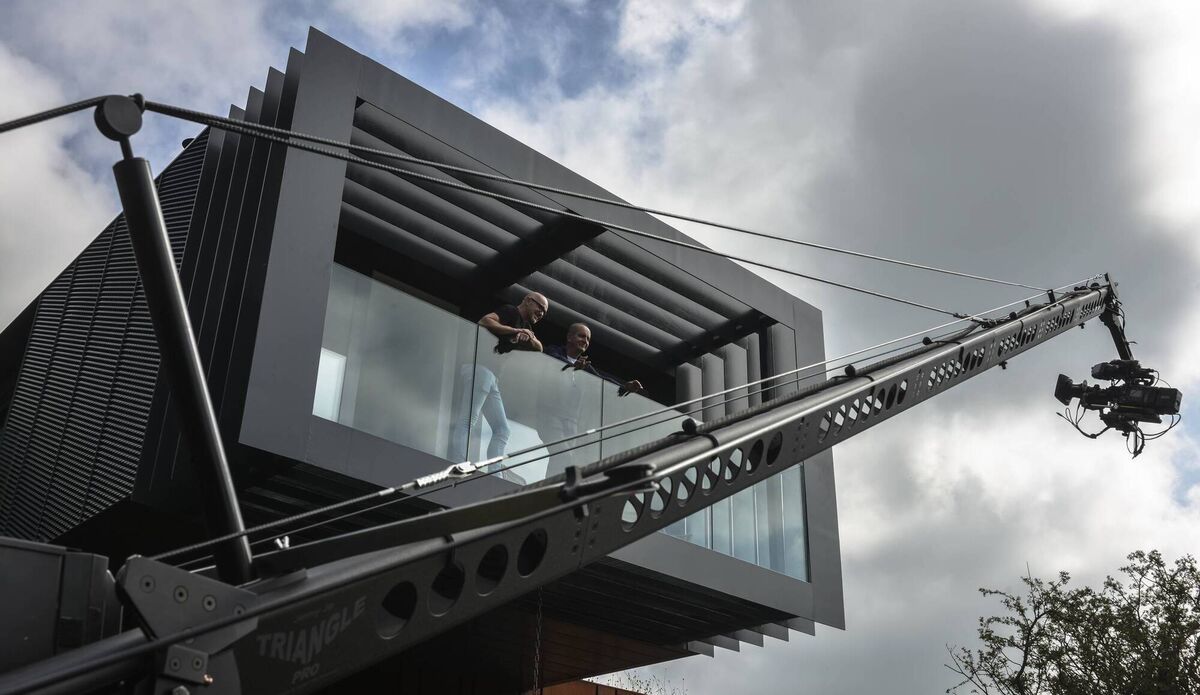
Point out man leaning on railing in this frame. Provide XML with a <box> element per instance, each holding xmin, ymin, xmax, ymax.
<box><xmin>540</xmin><ymin>322</ymin><xmax>643</xmax><ymax>478</ymax></box>
<box><xmin>447</xmin><ymin>292</ymin><xmax>549</xmax><ymax>466</ymax></box>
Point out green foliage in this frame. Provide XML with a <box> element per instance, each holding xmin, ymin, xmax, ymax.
<box><xmin>599</xmin><ymin>671</ymin><xmax>688</xmax><ymax>694</ymax></box>
<box><xmin>946</xmin><ymin>551</ymin><xmax>1200</xmax><ymax>694</ymax></box>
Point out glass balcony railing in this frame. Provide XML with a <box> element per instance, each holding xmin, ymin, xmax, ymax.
<box><xmin>313</xmin><ymin>263</ymin><xmax>808</xmax><ymax>581</ymax></box>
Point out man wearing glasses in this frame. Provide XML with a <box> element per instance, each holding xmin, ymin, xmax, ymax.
<box><xmin>448</xmin><ymin>292</ymin><xmax>549</xmax><ymax>465</ymax></box>
<box><xmin>480</xmin><ymin>293</ymin><xmax>547</xmax><ymax>354</ymax></box>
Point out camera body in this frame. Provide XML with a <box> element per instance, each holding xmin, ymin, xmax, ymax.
<box><xmin>1055</xmin><ymin>359</ymin><xmax>1181</xmax><ymax>433</ymax></box>
<box><xmin>1090</xmin><ymin>359</ymin><xmax>1154</xmax><ymax>382</ymax></box>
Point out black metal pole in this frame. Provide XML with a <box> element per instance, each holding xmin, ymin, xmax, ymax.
<box><xmin>96</xmin><ymin>95</ymin><xmax>254</xmax><ymax>583</ymax></box>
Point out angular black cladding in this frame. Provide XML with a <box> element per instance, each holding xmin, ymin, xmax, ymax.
<box><xmin>135</xmin><ymin>62</ymin><xmax>296</xmax><ymax>511</ymax></box>
<box><xmin>0</xmin><ymin>29</ymin><xmax>842</xmax><ymax>689</ymax></box>
<box><xmin>0</xmin><ymin>131</ymin><xmax>210</xmax><ymax>540</ymax></box>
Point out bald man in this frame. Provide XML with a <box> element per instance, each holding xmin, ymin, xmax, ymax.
<box><xmin>539</xmin><ymin>322</ymin><xmax>643</xmax><ymax>478</ymax></box>
<box><xmin>448</xmin><ymin>292</ymin><xmax>549</xmax><ymax>464</ymax></box>
<box><xmin>479</xmin><ymin>292</ymin><xmax>547</xmax><ymax>354</ymax></box>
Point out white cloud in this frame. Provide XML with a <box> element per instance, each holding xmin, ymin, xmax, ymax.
<box><xmin>478</xmin><ymin>1</ymin><xmax>1200</xmax><ymax>691</ymax></box>
<box><xmin>617</xmin><ymin>0</ymin><xmax>748</xmax><ymax>66</ymax></box>
<box><xmin>331</xmin><ymin>0</ymin><xmax>474</xmax><ymax>41</ymax></box>
<box><xmin>1031</xmin><ymin>1</ymin><xmax>1200</xmax><ymax>242</ymax></box>
<box><xmin>0</xmin><ymin>0</ymin><xmax>286</xmax><ymax>328</ymax></box>
<box><xmin>2</xmin><ymin>2</ymin><xmax>1197</xmax><ymax>692</ymax></box>
<box><xmin>0</xmin><ymin>42</ymin><xmax>110</xmax><ymax>326</ymax></box>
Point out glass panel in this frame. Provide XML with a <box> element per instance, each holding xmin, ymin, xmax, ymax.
<box><xmin>681</xmin><ymin>508</ymin><xmax>709</xmax><ymax>547</ymax></box>
<box><xmin>731</xmin><ymin>487</ymin><xmax>757</xmax><ymax>564</ymax></box>
<box><xmin>781</xmin><ymin>465</ymin><xmax>809</xmax><ymax>581</ymax></box>
<box><xmin>663</xmin><ymin>517</ymin><xmax>687</xmax><ymax>539</ymax></box>
<box><xmin>756</xmin><ymin>474</ymin><xmax>785</xmax><ymax>572</ymax></box>
<box><xmin>711</xmin><ymin>497</ymin><xmax>731</xmax><ymax>555</ymax></box>
<box><xmin>313</xmin><ymin>348</ymin><xmax>346</xmax><ymax>420</ymax></box>
<box><xmin>314</xmin><ymin>264</ymin><xmax>478</xmax><ymax>459</ymax></box>
<box><xmin>599</xmin><ymin>385</ymin><xmax>691</xmax><ymax>459</ymax></box>
<box><xmin>466</xmin><ymin>332</ymin><xmax>602</xmax><ymax>484</ymax></box>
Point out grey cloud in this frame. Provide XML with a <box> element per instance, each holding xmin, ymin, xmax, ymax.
<box><xmin>1</xmin><ymin>2</ymin><xmax>1196</xmax><ymax>693</ymax></box>
<box><xmin>801</xmin><ymin>1</ymin><xmax>1190</xmax><ymax>376</ymax></box>
<box><xmin>592</xmin><ymin>1</ymin><xmax>1200</xmax><ymax>692</ymax></box>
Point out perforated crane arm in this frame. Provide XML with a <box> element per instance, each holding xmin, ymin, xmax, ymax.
<box><xmin>0</xmin><ymin>283</ymin><xmax>1114</xmax><ymax>695</ymax></box>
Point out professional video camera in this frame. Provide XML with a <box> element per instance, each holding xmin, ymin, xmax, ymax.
<box><xmin>1055</xmin><ymin>359</ymin><xmax>1181</xmax><ymax>456</ymax></box>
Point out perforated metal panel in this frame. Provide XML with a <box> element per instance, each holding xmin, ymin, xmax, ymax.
<box><xmin>0</xmin><ymin>132</ymin><xmax>210</xmax><ymax>540</ymax></box>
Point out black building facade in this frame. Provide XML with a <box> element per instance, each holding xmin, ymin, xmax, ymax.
<box><xmin>0</xmin><ymin>29</ymin><xmax>843</xmax><ymax>691</ymax></box>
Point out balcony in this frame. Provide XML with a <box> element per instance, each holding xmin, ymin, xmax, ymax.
<box><xmin>313</xmin><ymin>263</ymin><xmax>808</xmax><ymax>581</ymax></box>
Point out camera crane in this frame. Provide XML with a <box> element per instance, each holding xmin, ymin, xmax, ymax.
<box><xmin>0</xmin><ymin>277</ymin><xmax>1176</xmax><ymax>695</ymax></box>
<box><xmin>0</xmin><ymin>97</ymin><xmax>1183</xmax><ymax>695</ymax></box>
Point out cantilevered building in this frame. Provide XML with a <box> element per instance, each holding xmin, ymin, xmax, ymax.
<box><xmin>0</xmin><ymin>29</ymin><xmax>842</xmax><ymax>692</ymax></box>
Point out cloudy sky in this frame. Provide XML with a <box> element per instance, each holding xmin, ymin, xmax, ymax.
<box><xmin>2</xmin><ymin>1</ymin><xmax>1198</xmax><ymax>692</ymax></box>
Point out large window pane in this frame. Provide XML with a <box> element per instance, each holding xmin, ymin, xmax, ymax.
<box><xmin>314</xmin><ymin>265</ymin><xmax>477</xmax><ymax>459</ymax></box>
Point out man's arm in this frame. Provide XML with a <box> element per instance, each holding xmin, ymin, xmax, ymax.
<box><xmin>479</xmin><ymin>312</ymin><xmax>543</xmax><ymax>352</ymax></box>
<box><xmin>574</xmin><ymin>355</ymin><xmax>642</xmax><ymax>395</ymax></box>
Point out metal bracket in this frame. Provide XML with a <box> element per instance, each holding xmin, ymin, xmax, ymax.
<box><xmin>117</xmin><ymin>556</ymin><xmax>258</xmax><ymax>691</ymax></box>
<box><xmin>558</xmin><ymin>463</ymin><xmax>656</xmax><ymax>504</ymax></box>
<box><xmin>163</xmin><ymin>644</ymin><xmax>210</xmax><ymax>686</ymax></box>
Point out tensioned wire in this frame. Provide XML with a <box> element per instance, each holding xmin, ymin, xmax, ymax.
<box><xmin>162</xmin><ymin>331</ymin><xmax>914</xmax><ymax>568</ymax></box>
<box><xmin>175</xmin><ymin>322</ymin><xmax>955</xmax><ymax>573</ymax></box>
<box><xmin>143</xmin><ymin>100</ymin><xmax>1048</xmax><ymax>292</ymax></box>
<box><xmin>0</xmin><ymin>96</ymin><xmax>107</xmax><ymax>135</ymax></box>
<box><xmin>1</xmin><ymin>412</ymin><xmax>841</xmax><ymax>695</ymax></box>
<box><xmin>0</xmin><ymin>98</ymin><xmax>1100</xmax><ymax>553</ymax></box>
<box><xmin>139</xmin><ymin>105</ymin><xmax>985</xmax><ymax>321</ymax></box>
<box><xmin>156</xmin><ymin>278</ymin><xmax>1099</xmax><ymax>567</ymax></box>
<box><xmin>174</xmin><ymin>372</ymin><xmax>825</xmax><ymax>571</ymax></box>
<box><xmin>2</xmin><ymin>97</ymin><xmax>1013</xmax><ymax>319</ymax></box>
<box><xmin>243</xmin><ymin>279</ymin><xmax>1097</xmax><ymax>552</ymax></box>
<box><xmin>0</xmin><ymin>97</ymin><xmax>1097</xmax><ymax>471</ymax></box>
<box><xmin>470</xmin><ymin>276</ymin><xmax>1099</xmax><ymax>471</ymax></box>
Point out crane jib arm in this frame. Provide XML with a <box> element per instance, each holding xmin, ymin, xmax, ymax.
<box><xmin>0</xmin><ymin>284</ymin><xmax>1113</xmax><ymax>695</ymax></box>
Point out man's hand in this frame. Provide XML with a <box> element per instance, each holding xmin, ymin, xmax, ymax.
<box><xmin>572</xmin><ymin>355</ymin><xmax>591</xmax><ymax>371</ymax></box>
<box><xmin>618</xmin><ymin>379</ymin><xmax>644</xmax><ymax>397</ymax></box>
<box><xmin>508</xmin><ymin>327</ymin><xmax>543</xmax><ymax>352</ymax></box>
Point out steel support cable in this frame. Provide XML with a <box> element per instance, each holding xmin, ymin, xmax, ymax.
<box><xmin>0</xmin><ymin>98</ymin><xmax>1096</xmax><ymax>562</ymax></box>
<box><xmin>164</xmin><ymin>351</ymin><xmax>854</xmax><ymax>571</ymax></box>
<box><xmin>176</xmin><ymin>372</ymin><xmax>825</xmax><ymax>572</ymax></box>
<box><xmin>154</xmin><ymin>320</ymin><xmax>946</xmax><ymax>566</ymax></box>
<box><xmin>152</xmin><ymin>276</ymin><xmax>1100</xmax><ymax>566</ymax></box>
<box><xmin>144</xmin><ymin>100</ymin><xmax>1048</xmax><ymax>292</ymax></box>
<box><xmin>0</xmin><ymin>99</ymin><xmax>985</xmax><ymax>322</ymax></box>
<box><xmin>243</xmin><ymin>330</ymin><xmax>944</xmax><ymax>553</ymax></box>
<box><xmin>0</xmin><ymin>95</ymin><xmax>108</xmax><ymax>135</ymax></box>
<box><xmin>0</xmin><ymin>96</ymin><xmax>1043</xmax><ymax>297</ymax></box>
<box><xmin>472</xmin><ymin>275</ymin><xmax>1099</xmax><ymax>471</ymax></box>
<box><xmin>1</xmin><ymin>438</ymin><xmax>768</xmax><ymax>695</ymax></box>
<box><xmin>13</xmin><ymin>273</ymin><xmax>1111</xmax><ymax>694</ymax></box>
<box><xmin>141</xmin><ymin>107</ymin><xmax>977</xmax><ymax>321</ymax></box>
<box><xmin>179</xmin><ymin>343</ymin><xmax>926</xmax><ymax>572</ymax></box>
<box><xmin>10</xmin><ymin>291</ymin><xmax>1103</xmax><ymax>695</ymax></box>
<box><xmin>158</xmin><ymin>278</ymin><xmax>1099</xmax><ymax>565</ymax></box>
